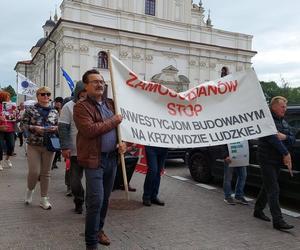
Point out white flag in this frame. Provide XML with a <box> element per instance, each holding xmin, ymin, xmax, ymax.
<box><xmin>17</xmin><ymin>73</ymin><xmax>38</xmax><ymax>97</ymax></box>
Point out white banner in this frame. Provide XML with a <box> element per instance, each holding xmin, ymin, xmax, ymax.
<box><xmin>17</xmin><ymin>73</ymin><xmax>38</xmax><ymax>97</ymax></box>
<box><xmin>110</xmin><ymin>55</ymin><xmax>277</xmax><ymax>148</ymax></box>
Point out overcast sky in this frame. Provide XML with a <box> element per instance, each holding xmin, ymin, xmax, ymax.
<box><xmin>0</xmin><ymin>0</ymin><xmax>299</xmax><ymax>88</ymax></box>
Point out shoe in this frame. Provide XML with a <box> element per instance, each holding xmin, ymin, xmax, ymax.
<box><xmin>97</xmin><ymin>230</ymin><xmax>110</xmax><ymax>246</ymax></box>
<box><xmin>66</xmin><ymin>187</ymin><xmax>72</xmax><ymax>197</ymax></box>
<box><xmin>235</xmin><ymin>197</ymin><xmax>249</xmax><ymax>205</ymax></box>
<box><xmin>151</xmin><ymin>198</ymin><xmax>165</xmax><ymax>206</ymax></box>
<box><xmin>143</xmin><ymin>200</ymin><xmax>151</xmax><ymax>206</ymax></box>
<box><xmin>24</xmin><ymin>189</ymin><xmax>34</xmax><ymax>204</ymax></box>
<box><xmin>86</xmin><ymin>246</ymin><xmax>98</xmax><ymax>250</ymax></box>
<box><xmin>224</xmin><ymin>197</ymin><xmax>236</xmax><ymax>205</ymax></box>
<box><xmin>253</xmin><ymin>210</ymin><xmax>271</xmax><ymax>222</ymax></box>
<box><xmin>273</xmin><ymin>220</ymin><xmax>294</xmax><ymax>230</ymax></box>
<box><xmin>52</xmin><ymin>164</ymin><xmax>58</xmax><ymax>169</ymax></box>
<box><xmin>75</xmin><ymin>204</ymin><xmax>83</xmax><ymax>214</ymax></box>
<box><xmin>120</xmin><ymin>185</ymin><xmax>136</xmax><ymax>192</ymax></box>
<box><xmin>6</xmin><ymin>159</ymin><xmax>12</xmax><ymax>168</ymax></box>
<box><xmin>0</xmin><ymin>162</ymin><xmax>3</xmax><ymax>171</ymax></box>
<box><xmin>40</xmin><ymin>197</ymin><xmax>52</xmax><ymax>210</ymax></box>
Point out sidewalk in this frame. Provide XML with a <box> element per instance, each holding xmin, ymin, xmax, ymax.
<box><xmin>0</xmin><ymin>147</ymin><xmax>299</xmax><ymax>250</ymax></box>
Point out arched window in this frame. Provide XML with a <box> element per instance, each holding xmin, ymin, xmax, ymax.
<box><xmin>145</xmin><ymin>0</ymin><xmax>155</xmax><ymax>16</ymax></box>
<box><xmin>221</xmin><ymin>66</ymin><xmax>229</xmax><ymax>77</ymax></box>
<box><xmin>98</xmin><ymin>51</ymin><xmax>108</xmax><ymax>69</ymax></box>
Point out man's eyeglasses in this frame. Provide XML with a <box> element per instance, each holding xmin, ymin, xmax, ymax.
<box><xmin>88</xmin><ymin>80</ymin><xmax>105</xmax><ymax>85</ymax></box>
<box><xmin>39</xmin><ymin>93</ymin><xmax>51</xmax><ymax>97</ymax></box>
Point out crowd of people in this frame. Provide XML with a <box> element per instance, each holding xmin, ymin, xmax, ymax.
<box><xmin>0</xmin><ymin>91</ymin><xmax>25</xmax><ymax>170</ymax></box>
<box><xmin>0</xmin><ymin>70</ymin><xmax>296</xmax><ymax>250</ymax></box>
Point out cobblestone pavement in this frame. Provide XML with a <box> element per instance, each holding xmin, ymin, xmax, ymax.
<box><xmin>0</xmin><ymin>148</ymin><xmax>299</xmax><ymax>250</ymax></box>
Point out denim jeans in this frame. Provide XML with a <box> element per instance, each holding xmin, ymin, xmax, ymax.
<box><xmin>223</xmin><ymin>164</ymin><xmax>247</xmax><ymax>199</ymax></box>
<box><xmin>143</xmin><ymin>146</ymin><xmax>168</xmax><ymax>201</ymax></box>
<box><xmin>254</xmin><ymin>164</ymin><xmax>283</xmax><ymax>224</ymax></box>
<box><xmin>84</xmin><ymin>154</ymin><xmax>117</xmax><ymax>248</ymax></box>
<box><xmin>70</xmin><ymin>156</ymin><xmax>84</xmax><ymax>206</ymax></box>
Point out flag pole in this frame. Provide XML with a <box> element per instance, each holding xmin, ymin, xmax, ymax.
<box><xmin>16</xmin><ymin>72</ymin><xmax>19</xmax><ymax>104</ymax></box>
<box><xmin>107</xmin><ymin>51</ymin><xmax>129</xmax><ymax>200</ymax></box>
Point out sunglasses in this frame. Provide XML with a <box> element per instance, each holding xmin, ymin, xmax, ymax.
<box><xmin>39</xmin><ymin>93</ymin><xmax>51</xmax><ymax>97</ymax></box>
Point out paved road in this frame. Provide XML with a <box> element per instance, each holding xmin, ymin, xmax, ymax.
<box><xmin>0</xmin><ymin>148</ymin><xmax>300</xmax><ymax>250</ymax></box>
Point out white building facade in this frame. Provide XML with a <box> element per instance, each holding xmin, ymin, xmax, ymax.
<box><xmin>15</xmin><ymin>0</ymin><xmax>256</xmax><ymax>98</ymax></box>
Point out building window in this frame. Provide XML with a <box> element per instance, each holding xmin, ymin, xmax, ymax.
<box><xmin>145</xmin><ymin>0</ymin><xmax>155</xmax><ymax>16</ymax></box>
<box><xmin>98</xmin><ymin>51</ymin><xmax>108</xmax><ymax>69</ymax></box>
<box><xmin>221</xmin><ymin>66</ymin><xmax>229</xmax><ymax>77</ymax></box>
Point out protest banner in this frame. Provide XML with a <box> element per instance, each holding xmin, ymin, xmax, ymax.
<box><xmin>110</xmin><ymin>55</ymin><xmax>277</xmax><ymax>149</ymax></box>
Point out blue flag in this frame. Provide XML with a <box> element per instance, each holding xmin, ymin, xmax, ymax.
<box><xmin>61</xmin><ymin>68</ymin><xmax>75</xmax><ymax>92</ymax></box>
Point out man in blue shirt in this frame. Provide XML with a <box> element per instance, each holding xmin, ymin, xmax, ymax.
<box><xmin>74</xmin><ymin>69</ymin><xmax>126</xmax><ymax>250</ymax></box>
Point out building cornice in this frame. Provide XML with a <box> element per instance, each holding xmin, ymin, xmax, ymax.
<box><xmin>60</xmin><ymin>19</ymin><xmax>257</xmax><ymax>55</ymax></box>
<box><xmin>16</xmin><ymin>17</ymin><xmax>256</xmax><ymax>71</ymax></box>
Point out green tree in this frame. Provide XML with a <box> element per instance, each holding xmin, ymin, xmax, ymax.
<box><xmin>260</xmin><ymin>80</ymin><xmax>300</xmax><ymax>104</ymax></box>
<box><xmin>260</xmin><ymin>81</ymin><xmax>281</xmax><ymax>102</ymax></box>
<box><xmin>2</xmin><ymin>85</ymin><xmax>16</xmax><ymax>98</ymax></box>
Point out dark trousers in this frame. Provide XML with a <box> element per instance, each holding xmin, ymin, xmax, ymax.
<box><xmin>0</xmin><ymin>132</ymin><xmax>15</xmax><ymax>161</ymax></box>
<box><xmin>143</xmin><ymin>146</ymin><xmax>168</xmax><ymax>201</ymax></box>
<box><xmin>70</xmin><ymin>156</ymin><xmax>84</xmax><ymax>206</ymax></box>
<box><xmin>17</xmin><ymin>132</ymin><xmax>24</xmax><ymax>146</ymax></box>
<box><xmin>65</xmin><ymin>168</ymin><xmax>71</xmax><ymax>187</ymax></box>
<box><xmin>254</xmin><ymin>163</ymin><xmax>283</xmax><ymax>224</ymax></box>
<box><xmin>84</xmin><ymin>154</ymin><xmax>117</xmax><ymax>248</ymax></box>
<box><xmin>113</xmin><ymin>155</ymin><xmax>137</xmax><ymax>189</ymax></box>
<box><xmin>53</xmin><ymin>151</ymin><xmax>61</xmax><ymax>167</ymax></box>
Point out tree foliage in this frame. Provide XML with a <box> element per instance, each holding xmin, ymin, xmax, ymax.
<box><xmin>2</xmin><ymin>85</ymin><xmax>17</xmax><ymax>98</ymax></box>
<box><xmin>260</xmin><ymin>81</ymin><xmax>300</xmax><ymax>105</ymax></box>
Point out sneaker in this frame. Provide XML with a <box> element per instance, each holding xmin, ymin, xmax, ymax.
<box><xmin>40</xmin><ymin>197</ymin><xmax>52</xmax><ymax>210</ymax></box>
<box><xmin>25</xmin><ymin>189</ymin><xmax>34</xmax><ymax>204</ymax></box>
<box><xmin>235</xmin><ymin>197</ymin><xmax>249</xmax><ymax>205</ymax></box>
<box><xmin>66</xmin><ymin>187</ymin><xmax>72</xmax><ymax>197</ymax></box>
<box><xmin>6</xmin><ymin>159</ymin><xmax>12</xmax><ymax>168</ymax></box>
<box><xmin>224</xmin><ymin>197</ymin><xmax>236</xmax><ymax>205</ymax></box>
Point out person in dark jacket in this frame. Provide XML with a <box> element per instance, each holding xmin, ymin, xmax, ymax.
<box><xmin>254</xmin><ymin>96</ymin><xmax>295</xmax><ymax>230</ymax></box>
<box><xmin>142</xmin><ymin>146</ymin><xmax>168</xmax><ymax>206</ymax></box>
<box><xmin>52</xmin><ymin>96</ymin><xmax>64</xmax><ymax>169</ymax></box>
<box><xmin>73</xmin><ymin>69</ymin><xmax>126</xmax><ymax>250</ymax></box>
<box><xmin>58</xmin><ymin>81</ymin><xmax>87</xmax><ymax>213</ymax></box>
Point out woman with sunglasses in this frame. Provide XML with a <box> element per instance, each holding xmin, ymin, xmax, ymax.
<box><xmin>21</xmin><ymin>87</ymin><xmax>59</xmax><ymax>209</ymax></box>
